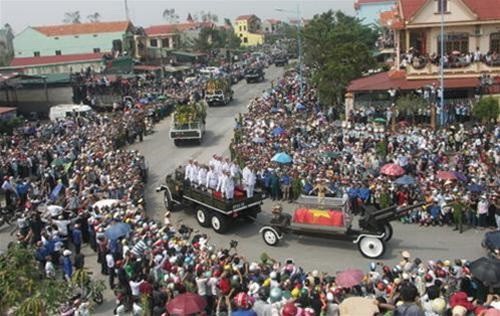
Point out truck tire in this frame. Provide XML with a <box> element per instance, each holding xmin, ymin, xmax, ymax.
<box><xmin>262</xmin><ymin>228</ymin><xmax>279</xmax><ymax>246</ymax></box>
<box><xmin>358</xmin><ymin>236</ymin><xmax>385</xmax><ymax>259</ymax></box>
<box><xmin>196</xmin><ymin>208</ymin><xmax>210</xmax><ymax>227</ymax></box>
<box><xmin>210</xmin><ymin>212</ymin><xmax>229</xmax><ymax>234</ymax></box>
<box><xmin>174</xmin><ymin>139</ymin><xmax>181</xmax><ymax>146</ymax></box>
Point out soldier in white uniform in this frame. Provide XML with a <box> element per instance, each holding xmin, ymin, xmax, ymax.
<box><xmin>225</xmin><ymin>172</ymin><xmax>235</xmax><ymax>200</ymax></box>
<box><xmin>229</xmin><ymin>162</ymin><xmax>241</xmax><ymax>184</ymax></box>
<box><xmin>243</xmin><ymin>165</ymin><xmax>257</xmax><ymax>198</ymax></box>
<box><xmin>221</xmin><ymin>158</ymin><xmax>231</xmax><ymax>174</ymax></box>
<box><xmin>190</xmin><ymin>161</ymin><xmax>200</xmax><ymax>184</ymax></box>
<box><xmin>206</xmin><ymin>166</ymin><xmax>218</xmax><ymax>190</ymax></box>
<box><xmin>184</xmin><ymin>159</ymin><xmax>194</xmax><ymax>183</ymax></box>
<box><xmin>197</xmin><ymin>165</ymin><xmax>208</xmax><ymax>188</ymax></box>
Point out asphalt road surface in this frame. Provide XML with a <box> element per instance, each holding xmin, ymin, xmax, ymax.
<box><xmin>0</xmin><ymin>65</ymin><xmax>487</xmax><ymax>315</ymax></box>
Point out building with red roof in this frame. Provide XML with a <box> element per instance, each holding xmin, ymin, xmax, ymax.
<box><xmin>234</xmin><ymin>14</ymin><xmax>264</xmax><ymax>46</ymax></box>
<box><xmin>346</xmin><ymin>0</ymin><xmax>500</xmax><ymax>115</ymax></box>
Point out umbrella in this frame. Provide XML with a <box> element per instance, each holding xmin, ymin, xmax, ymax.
<box><xmin>271</xmin><ymin>152</ymin><xmax>292</xmax><ymax>164</ymax></box>
<box><xmin>336</xmin><ymin>268</ymin><xmax>365</xmax><ymax>288</ymax></box>
<box><xmin>394</xmin><ymin>175</ymin><xmax>416</xmax><ymax>185</ymax></box>
<box><xmin>469</xmin><ymin>257</ymin><xmax>500</xmax><ymax>286</ymax></box>
<box><xmin>271</xmin><ymin>126</ymin><xmax>285</xmax><ymax>136</ymax></box>
<box><xmin>105</xmin><ymin>222</ymin><xmax>131</xmax><ymax>240</ymax></box>
<box><xmin>380</xmin><ymin>163</ymin><xmax>405</xmax><ymax>177</ymax></box>
<box><xmin>451</xmin><ymin>50</ymin><xmax>461</xmax><ymax>55</ymax></box>
<box><xmin>166</xmin><ymin>292</ymin><xmax>207</xmax><ymax>315</ymax></box>
<box><xmin>295</xmin><ymin>103</ymin><xmax>305</xmax><ymax>110</ymax></box>
<box><xmin>453</xmin><ymin>171</ymin><xmax>467</xmax><ymax>182</ymax></box>
<box><xmin>339</xmin><ymin>296</ymin><xmax>379</xmax><ymax>316</ymax></box>
<box><xmin>436</xmin><ymin>171</ymin><xmax>457</xmax><ymax>181</ymax></box>
<box><xmin>467</xmin><ymin>183</ymin><xmax>485</xmax><ymax>193</ymax></box>
<box><xmin>373</xmin><ymin>117</ymin><xmax>386</xmax><ymax>123</ymax></box>
<box><xmin>252</xmin><ymin>136</ymin><xmax>266</xmax><ymax>144</ymax></box>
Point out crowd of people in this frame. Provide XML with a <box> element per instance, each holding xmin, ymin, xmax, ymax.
<box><xmin>231</xmin><ymin>69</ymin><xmax>499</xmax><ymax>233</ymax></box>
<box><xmin>0</xmin><ymin>58</ymin><xmax>499</xmax><ymax>316</ymax></box>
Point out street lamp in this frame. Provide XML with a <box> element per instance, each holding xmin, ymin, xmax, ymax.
<box><xmin>276</xmin><ymin>5</ymin><xmax>303</xmax><ymax>99</ymax></box>
<box><xmin>439</xmin><ymin>0</ymin><xmax>445</xmax><ymax>127</ymax></box>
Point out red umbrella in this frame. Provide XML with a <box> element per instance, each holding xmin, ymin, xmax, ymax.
<box><xmin>166</xmin><ymin>292</ymin><xmax>207</xmax><ymax>315</ymax></box>
<box><xmin>436</xmin><ymin>171</ymin><xmax>457</xmax><ymax>181</ymax></box>
<box><xmin>336</xmin><ymin>268</ymin><xmax>365</xmax><ymax>288</ymax></box>
<box><xmin>380</xmin><ymin>163</ymin><xmax>405</xmax><ymax>177</ymax></box>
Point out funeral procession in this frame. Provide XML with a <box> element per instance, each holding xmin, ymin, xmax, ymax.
<box><xmin>0</xmin><ymin>0</ymin><xmax>499</xmax><ymax>315</ymax></box>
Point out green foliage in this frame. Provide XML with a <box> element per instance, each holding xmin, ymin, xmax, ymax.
<box><xmin>302</xmin><ymin>10</ymin><xmax>377</xmax><ymax>107</ymax></box>
<box><xmin>375</xmin><ymin>140</ymin><xmax>388</xmax><ymax>158</ymax></box>
<box><xmin>0</xmin><ymin>244</ymin><xmax>71</xmax><ymax>315</ymax></box>
<box><xmin>395</xmin><ymin>94</ymin><xmax>427</xmax><ymax>119</ymax></box>
<box><xmin>63</xmin><ymin>11</ymin><xmax>81</xmax><ymax>24</ymax></box>
<box><xmin>0</xmin><ymin>116</ymin><xmax>23</xmax><ymax>135</ymax></box>
<box><xmin>193</xmin><ymin>27</ymin><xmax>241</xmax><ymax>52</ymax></box>
<box><xmin>473</xmin><ymin>97</ymin><xmax>499</xmax><ymax>123</ymax></box>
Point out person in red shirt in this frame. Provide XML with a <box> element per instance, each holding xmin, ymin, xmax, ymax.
<box><xmin>218</xmin><ymin>272</ymin><xmax>231</xmax><ymax>296</ymax></box>
<box><xmin>139</xmin><ymin>276</ymin><xmax>154</xmax><ymax>296</ymax></box>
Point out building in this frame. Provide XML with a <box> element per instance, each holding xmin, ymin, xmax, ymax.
<box><xmin>262</xmin><ymin>19</ymin><xmax>282</xmax><ymax>33</ymax></box>
<box><xmin>6</xmin><ymin>52</ymin><xmax>106</xmax><ymax>75</ymax></box>
<box><xmin>13</xmin><ymin>21</ymin><xmax>136</xmax><ymax>58</ymax></box>
<box><xmin>144</xmin><ymin>21</ymin><xmax>211</xmax><ymax>61</ymax></box>
<box><xmin>234</xmin><ymin>15</ymin><xmax>265</xmax><ymax>46</ymax></box>
<box><xmin>0</xmin><ymin>107</ymin><xmax>16</xmax><ymax>121</ymax></box>
<box><xmin>355</xmin><ymin>0</ymin><xmax>397</xmax><ymax>26</ymax></box>
<box><xmin>347</xmin><ymin>0</ymin><xmax>500</xmax><ymax>114</ymax></box>
<box><xmin>0</xmin><ymin>24</ymin><xmax>14</xmax><ymax>67</ymax></box>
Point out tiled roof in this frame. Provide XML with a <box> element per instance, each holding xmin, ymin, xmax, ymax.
<box><xmin>0</xmin><ymin>107</ymin><xmax>16</xmax><ymax>115</ymax></box>
<box><xmin>380</xmin><ymin>8</ymin><xmax>405</xmax><ymax>29</ymax></box>
<box><xmin>347</xmin><ymin>70</ymin><xmax>496</xmax><ymax>92</ymax></box>
<box><xmin>399</xmin><ymin>0</ymin><xmax>500</xmax><ymax>21</ymax></box>
<box><xmin>265</xmin><ymin>19</ymin><xmax>281</xmax><ymax>24</ymax></box>
<box><xmin>235</xmin><ymin>15</ymin><xmax>257</xmax><ymax>21</ymax></box>
<box><xmin>10</xmin><ymin>52</ymin><xmax>105</xmax><ymax>67</ymax></box>
<box><xmin>34</xmin><ymin>21</ymin><xmax>130</xmax><ymax>36</ymax></box>
<box><xmin>144</xmin><ymin>22</ymin><xmax>211</xmax><ymax>36</ymax></box>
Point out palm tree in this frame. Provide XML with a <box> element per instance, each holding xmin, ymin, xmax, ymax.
<box><xmin>63</xmin><ymin>11</ymin><xmax>81</xmax><ymax>24</ymax></box>
<box><xmin>87</xmin><ymin>12</ymin><xmax>101</xmax><ymax>23</ymax></box>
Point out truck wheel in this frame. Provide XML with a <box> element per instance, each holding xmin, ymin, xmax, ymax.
<box><xmin>262</xmin><ymin>228</ymin><xmax>279</xmax><ymax>246</ymax></box>
<box><xmin>211</xmin><ymin>212</ymin><xmax>229</xmax><ymax>234</ymax></box>
<box><xmin>174</xmin><ymin>139</ymin><xmax>181</xmax><ymax>147</ymax></box>
<box><xmin>381</xmin><ymin>223</ymin><xmax>393</xmax><ymax>242</ymax></box>
<box><xmin>358</xmin><ymin>236</ymin><xmax>385</xmax><ymax>259</ymax></box>
<box><xmin>196</xmin><ymin>208</ymin><xmax>210</xmax><ymax>227</ymax></box>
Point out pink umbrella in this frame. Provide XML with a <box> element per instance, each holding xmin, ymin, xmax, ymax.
<box><xmin>380</xmin><ymin>163</ymin><xmax>405</xmax><ymax>177</ymax></box>
<box><xmin>166</xmin><ymin>292</ymin><xmax>207</xmax><ymax>315</ymax></box>
<box><xmin>436</xmin><ymin>171</ymin><xmax>457</xmax><ymax>181</ymax></box>
<box><xmin>336</xmin><ymin>268</ymin><xmax>365</xmax><ymax>288</ymax></box>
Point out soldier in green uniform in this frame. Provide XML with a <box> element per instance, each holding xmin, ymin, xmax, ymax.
<box><xmin>451</xmin><ymin>195</ymin><xmax>465</xmax><ymax>234</ymax></box>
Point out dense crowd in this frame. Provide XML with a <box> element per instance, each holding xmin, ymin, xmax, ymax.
<box><xmin>1</xmin><ymin>61</ymin><xmax>499</xmax><ymax>316</ymax></box>
<box><xmin>231</xmin><ymin>70</ymin><xmax>499</xmax><ymax>233</ymax></box>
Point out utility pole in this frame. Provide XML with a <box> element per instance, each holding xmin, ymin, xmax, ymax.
<box><xmin>124</xmin><ymin>0</ymin><xmax>130</xmax><ymax>21</ymax></box>
<box><xmin>297</xmin><ymin>3</ymin><xmax>303</xmax><ymax>100</ymax></box>
<box><xmin>439</xmin><ymin>0</ymin><xmax>445</xmax><ymax>127</ymax></box>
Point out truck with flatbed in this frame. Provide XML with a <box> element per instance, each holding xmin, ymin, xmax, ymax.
<box><xmin>156</xmin><ymin>169</ymin><xmax>266</xmax><ymax>233</ymax></box>
<box><xmin>205</xmin><ymin>78</ymin><xmax>234</xmax><ymax>107</ymax></box>
<box><xmin>169</xmin><ymin>102</ymin><xmax>207</xmax><ymax>146</ymax></box>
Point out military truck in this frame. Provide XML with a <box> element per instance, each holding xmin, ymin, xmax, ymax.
<box><xmin>205</xmin><ymin>78</ymin><xmax>234</xmax><ymax>107</ymax></box>
<box><xmin>169</xmin><ymin>102</ymin><xmax>207</xmax><ymax>146</ymax></box>
<box><xmin>245</xmin><ymin>68</ymin><xmax>265</xmax><ymax>83</ymax></box>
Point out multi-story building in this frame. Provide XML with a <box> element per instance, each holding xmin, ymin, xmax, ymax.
<box><xmin>262</xmin><ymin>19</ymin><xmax>282</xmax><ymax>34</ymax></box>
<box><xmin>234</xmin><ymin>15</ymin><xmax>264</xmax><ymax>46</ymax></box>
<box><xmin>347</xmin><ymin>0</ymin><xmax>500</xmax><ymax>112</ymax></box>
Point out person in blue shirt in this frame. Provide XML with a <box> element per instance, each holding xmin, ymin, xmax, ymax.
<box><xmin>62</xmin><ymin>249</ymin><xmax>73</xmax><ymax>281</ymax></box>
<box><xmin>72</xmin><ymin>224</ymin><xmax>82</xmax><ymax>255</ymax></box>
<box><xmin>16</xmin><ymin>178</ymin><xmax>32</xmax><ymax>206</ymax></box>
<box><xmin>280</xmin><ymin>172</ymin><xmax>292</xmax><ymax>202</ymax></box>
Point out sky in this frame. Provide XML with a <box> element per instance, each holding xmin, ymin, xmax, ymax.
<box><xmin>0</xmin><ymin>0</ymin><xmax>356</xmax><ymax>34</ymax></box>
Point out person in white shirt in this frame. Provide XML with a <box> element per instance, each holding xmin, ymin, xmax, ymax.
<box><xmin>45</xmin><ymin>256</ymin><xmax>56</xmax><ymax>279</ymax></box>
<box><xmin>224</xmin><ymin>171</ymin><xmax>235</xmax><ymax>200</ymax></box>
<box><xmin>221</xmin><ymin>158</ymin><xmax>230</xmax><ymax>174</ymax></box>
<box><xmin>190</xmin><ymin>161</ymin><xmax>199</xmax><ymax>184</ymax></box>
<box><xmin>184</xmin><ymin>160</ymin><xmax>194</xmax><ymax>182</ymax></box>
<box><xmin>129</xmin><ymin>277</ymin><xmax>144</xmax><ymax>297</ymax></box>
<box><xmin>244</xmin><ymin>165</ymin><xmax>257</xmax><ymax>198</ymax></box>
<box><xmin>197</xmin><ymin>165</ymin><xmax>208</xmax><ymax>188</ymax></box>
<box><xmin>206</xmin><ymin>166</ymin><xmax>218</xmax><ymax>190</ymax></box>
<box><xmin>216</xmin><ymin>171</ymin><xmax>228</xmax><ymax>193</ymax></box>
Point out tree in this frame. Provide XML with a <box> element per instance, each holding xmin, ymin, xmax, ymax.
<box><xmin>162</xmin><ymin>8</ymin><xmax>179</xmax><ymax>23</ymax></box>
<box><xmin>0</xmin><ymin>244</ymin><xmax>71</xmax><ymax>315</ymax></box>
<box><xmin>199</xmin><ymin>11</ymin><xmax>218</xmax><ymax>23</ymax></box>
<box><xmin>192</xmin><ymin>26</ymin><xmax>241</xmax><ymax>52</ymax></box>
<box><xmin>473</xmin><ymin>97</ymin><xmax>499</xmax><ymax>123</ymax></box>
<box><xmin>63</xmin><ymin>11</ymin><xmax>81</xmax><ymax>24</ymax></box>
<box><xmin>87</xmin><ymin>12</ymin><xmax>101</xmax><ymax>23</ymax></box>
<box><xmin>302</xmin><ymin>10</ymin><xmax>377</xmax><ymax>107</ymax></box>
<box><xmin>395</xmin><ymin>94</ymin><xmax>427</xmax><ymax>123</ymax></box>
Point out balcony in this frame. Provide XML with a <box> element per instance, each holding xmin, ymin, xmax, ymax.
<box><xmin>405</xmin><ymin>57</ymin><xmax>500</xmax><ymax>79</ymax></box>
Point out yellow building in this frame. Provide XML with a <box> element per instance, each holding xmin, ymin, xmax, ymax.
<box><xmin>235</xmin><ymin>15</ymin><xmax>264</xmax><ymax>46</ymax></box>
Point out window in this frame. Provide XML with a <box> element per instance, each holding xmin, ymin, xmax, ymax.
<box><xmin>54</xmin><ymin>37</ymin><xmax>59</xmax><ymax>40</ymax></box>
<box><xmin>438</xmin><ymin>33</ymin><xmax>469</xmax><ymax>54</ymax></box>
<box><xmin>161</xmin><ymin>38</ymin><xmax>170</xmax><ymax>48</ymax></box>
<box><xmin>243</xmin><ymin>25</ymin><xmax>247</xmax><ymax>31</ymax></box>
<box><xmin>239</xmin><ymin>25</ymin><xmax>242</xmax><ymax>31</ymax></box>
<box><xmin>74</xmin><ymin>35</ymin><xmax>79</xmax><ymax>38</ymax></box>
<box><xmin>490</xmin><ymin>33</ymin><xmax>500</xmax><ymax>53</ymax></box>
<box><xmin>93</xmin><ymin>34</ymin><xmax>98</xmax><ymax>37</ymax></box>
<box><xmin>33</xmin><ymin>51</ymin><xmax>40</xmax><ymax>57</ymax></box>
<box><xmin>55</xmin><ymin>50</ymin><xmax>61</xmax><ymax>55</ymax></box>
<box><xmin>437</xmin><ymin>0</ymin><xmax>448</xmax><ymax>13</ymax></box>
<box><xmin>150</xmin><ymin>39</ymin><xmax>158</xmax><ymax>47</ymax></box>
<box><xmin>93</xmin><ymin>48</ymin><xmax>101</xmax><ymax>53</ymax></box>
<box><xmin>243</xmin><ymin>37</ymin><xmax>248</xmax><ymax>43</ymax></box>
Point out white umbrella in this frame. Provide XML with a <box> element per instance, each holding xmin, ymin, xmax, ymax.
<box><xmin>92</xmin><ymin>199</ymin><xmax>120</xmax><ymax>210</ymax></box>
